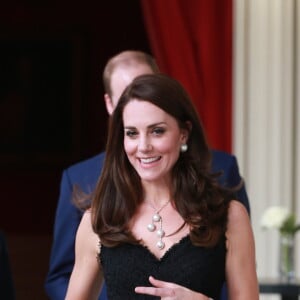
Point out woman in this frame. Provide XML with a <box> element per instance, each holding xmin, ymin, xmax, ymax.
<box><xmin>66</xmin><ymin>74</ymin><xmax>259</xmax><ymax>300</ymax></box>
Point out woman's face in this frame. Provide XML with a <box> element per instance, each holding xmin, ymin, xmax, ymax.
<box><xmin>123</xmin><ymin>99</ymin><xmax>188</xmax><ymax>184</ymax></box>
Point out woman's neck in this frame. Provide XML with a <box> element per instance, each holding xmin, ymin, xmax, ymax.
<box><xmin>142</xmin><ymin>181</ymin><xmax>171</xmax><ymax>207</ymax></box>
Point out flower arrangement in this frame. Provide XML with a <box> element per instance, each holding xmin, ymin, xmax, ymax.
<box><xmin>260</xmin><ymin>206</ymin><xmax>300</xmax><ymax>235</ymax></box>
<box><xmin>260</xmin><ymin>206</ymin><xmax>299</xmax><ymax>282</ymax></box>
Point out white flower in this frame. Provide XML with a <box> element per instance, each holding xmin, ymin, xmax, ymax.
<box><xmin>260</xmin><ymin>206</ymin><xmax>290</xmax><ymax>229</ymax></box>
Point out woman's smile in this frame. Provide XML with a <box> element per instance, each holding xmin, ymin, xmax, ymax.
<box><xmin>139</xmin><ymin>156</ymin><xmax>162</xmax><ymax>165</ymax></box>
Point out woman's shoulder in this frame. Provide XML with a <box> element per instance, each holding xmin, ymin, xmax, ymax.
<box><xmin>80</xmin><ymin>209</ymin><xmax>92</xmax><ymax>229</ymax></box>
<box><xmin>228</xmin><ymin>199</ymin><xmax>248</xmax><ymax>215</ymax></box>
<box><xmin>76</xmin><ymin>210</ymin><xmax>99</xmax><ymax>252</ymax></box>
<box><xmin>227</xmin><ymin>200</ymin><xmax>250</xmax><ymax>228</ymax></box>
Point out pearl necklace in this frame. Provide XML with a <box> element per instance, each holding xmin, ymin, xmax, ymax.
<box><xmin>147</xmin><ymin>200</ymin><xmax>170</xmax><ymax>250</ymax></box>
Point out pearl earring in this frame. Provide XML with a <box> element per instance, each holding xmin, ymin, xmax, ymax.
<box><xmin>180</xmin><ymin>144</ymin><xmax>188</xmax><ymax>152</ymax></box>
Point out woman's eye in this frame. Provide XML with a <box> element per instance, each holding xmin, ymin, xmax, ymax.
<box><xmin>125</xmin><ymin>130</ymin><xmax>138</xmax><ymax>137</ymax></box>
<box><xmin>152</xmin><ymin>128</ymin><xmax>165</xmax><ymax>135</ymax></box>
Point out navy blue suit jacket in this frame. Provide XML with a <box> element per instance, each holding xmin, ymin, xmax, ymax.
<box><xmin>0</xmin><ymin>231</ymin><xmax>15</xmax><ymax>300</ymax></box>
<box><xmin>45</xmin><ymin>150</ymin><xmax>250</xmax><ymax>300</ymax></box>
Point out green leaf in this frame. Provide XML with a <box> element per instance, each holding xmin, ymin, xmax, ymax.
<box><xmin>280</xmin><ymin>214</ymin><xmax>296</xmax><ymax>234</ymax></box>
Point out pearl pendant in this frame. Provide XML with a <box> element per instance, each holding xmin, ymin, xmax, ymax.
<box><xmin>156</xmin><ymin>229</ymin><xmax>165</xmax><ymax>238</ymax></box>
<box><xmin>146</xmin><ymin>200</ymin><xmax>170</xmax><ymax>251</ymax></box>
<box><xmin>147</xmin><ymin>223</ymin><xmax>156</xmax><ymax>232</ymax></box>
<box><xmin>152</xmin><ymin>213</ymin><xmax>161</xmax><ymax>222</ymax></box>
<box><xmin>156</xmin><ymin>240</ymin><xmax>165</xmax><ymax>249</ymax></box>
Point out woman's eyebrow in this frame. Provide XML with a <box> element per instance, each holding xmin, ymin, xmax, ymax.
<box><xmin>124</xmin><ymin>122</ymin><xmax>166</xmax><ymax>130</ymax></box>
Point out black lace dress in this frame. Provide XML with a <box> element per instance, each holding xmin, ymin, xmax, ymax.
<box><xmin>100</xmin><ymin>234</ymin><xmax>226</xmax><ymax>300</ymax></box>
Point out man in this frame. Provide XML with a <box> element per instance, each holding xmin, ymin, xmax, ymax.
<box><xmin>45</xmin><ymin>50</ymin><xmax>250</xmax><ymax>300</ymax></box>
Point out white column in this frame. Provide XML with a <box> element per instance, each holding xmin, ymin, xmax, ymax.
<box><xmin>295</xmin><ymin>0</ymin><xmax>300</xmax><ymax>278</ymax></box>
<box><xmin>233</xmin><ymin>0</ymin><xmax>297</xmax><ymax>293</ymax></box>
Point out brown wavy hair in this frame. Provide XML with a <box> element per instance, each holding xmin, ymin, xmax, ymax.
<box><xmin>92</xmin><ymin>74</ymin><xmax>232</xmax><ymax>247</ymax></box>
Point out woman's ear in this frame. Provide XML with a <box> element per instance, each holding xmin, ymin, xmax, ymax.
<box><xmin>185</xmin><ymin>121</ymin><xmax>192</xmax><ymax>132</ymax></box>
<box><xmin>182</xmin><ymin>121</ymin><xmax>192</xmax><ymax>143</ymax></box>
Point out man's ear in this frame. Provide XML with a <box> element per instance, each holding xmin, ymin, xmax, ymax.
<box><xmin>104</xmin><ymin>93</ymin><xmax>114</xmax><ymax>115</ymax></box>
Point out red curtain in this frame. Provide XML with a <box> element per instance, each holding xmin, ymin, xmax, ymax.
<box><xmin>140</xmin><ymin>0</ymin><xmax>232</xmax><ymax>153</ymax></box>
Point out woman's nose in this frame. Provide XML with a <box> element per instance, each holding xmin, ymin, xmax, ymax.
<box><xmin>138</xmin><ymin>136</ymin><xmax>152</xmax><ymax>152</ymax></box>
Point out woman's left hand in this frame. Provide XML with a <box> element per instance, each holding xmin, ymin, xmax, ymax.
<box><xmin>135</xmin><ymin>276</ymin><xmax>211</xmax><ymax>300</ymax></box>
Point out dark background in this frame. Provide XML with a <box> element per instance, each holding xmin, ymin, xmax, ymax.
<box><xmin>0</xmin><ymin>1</ymin><xmax>151</xmax><ymax>298</ymax></box>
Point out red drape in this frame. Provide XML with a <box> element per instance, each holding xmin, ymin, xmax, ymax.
<box><xmin>140</xmin><ymin>0</ymin><xmax>232</xmax><ymax>153</ymax></box>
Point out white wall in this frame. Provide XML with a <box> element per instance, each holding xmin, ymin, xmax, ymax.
<box><xmin>233</xmin><ymin>0</ymin><xmax>299</xmax><ymax>298</ymax></box>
